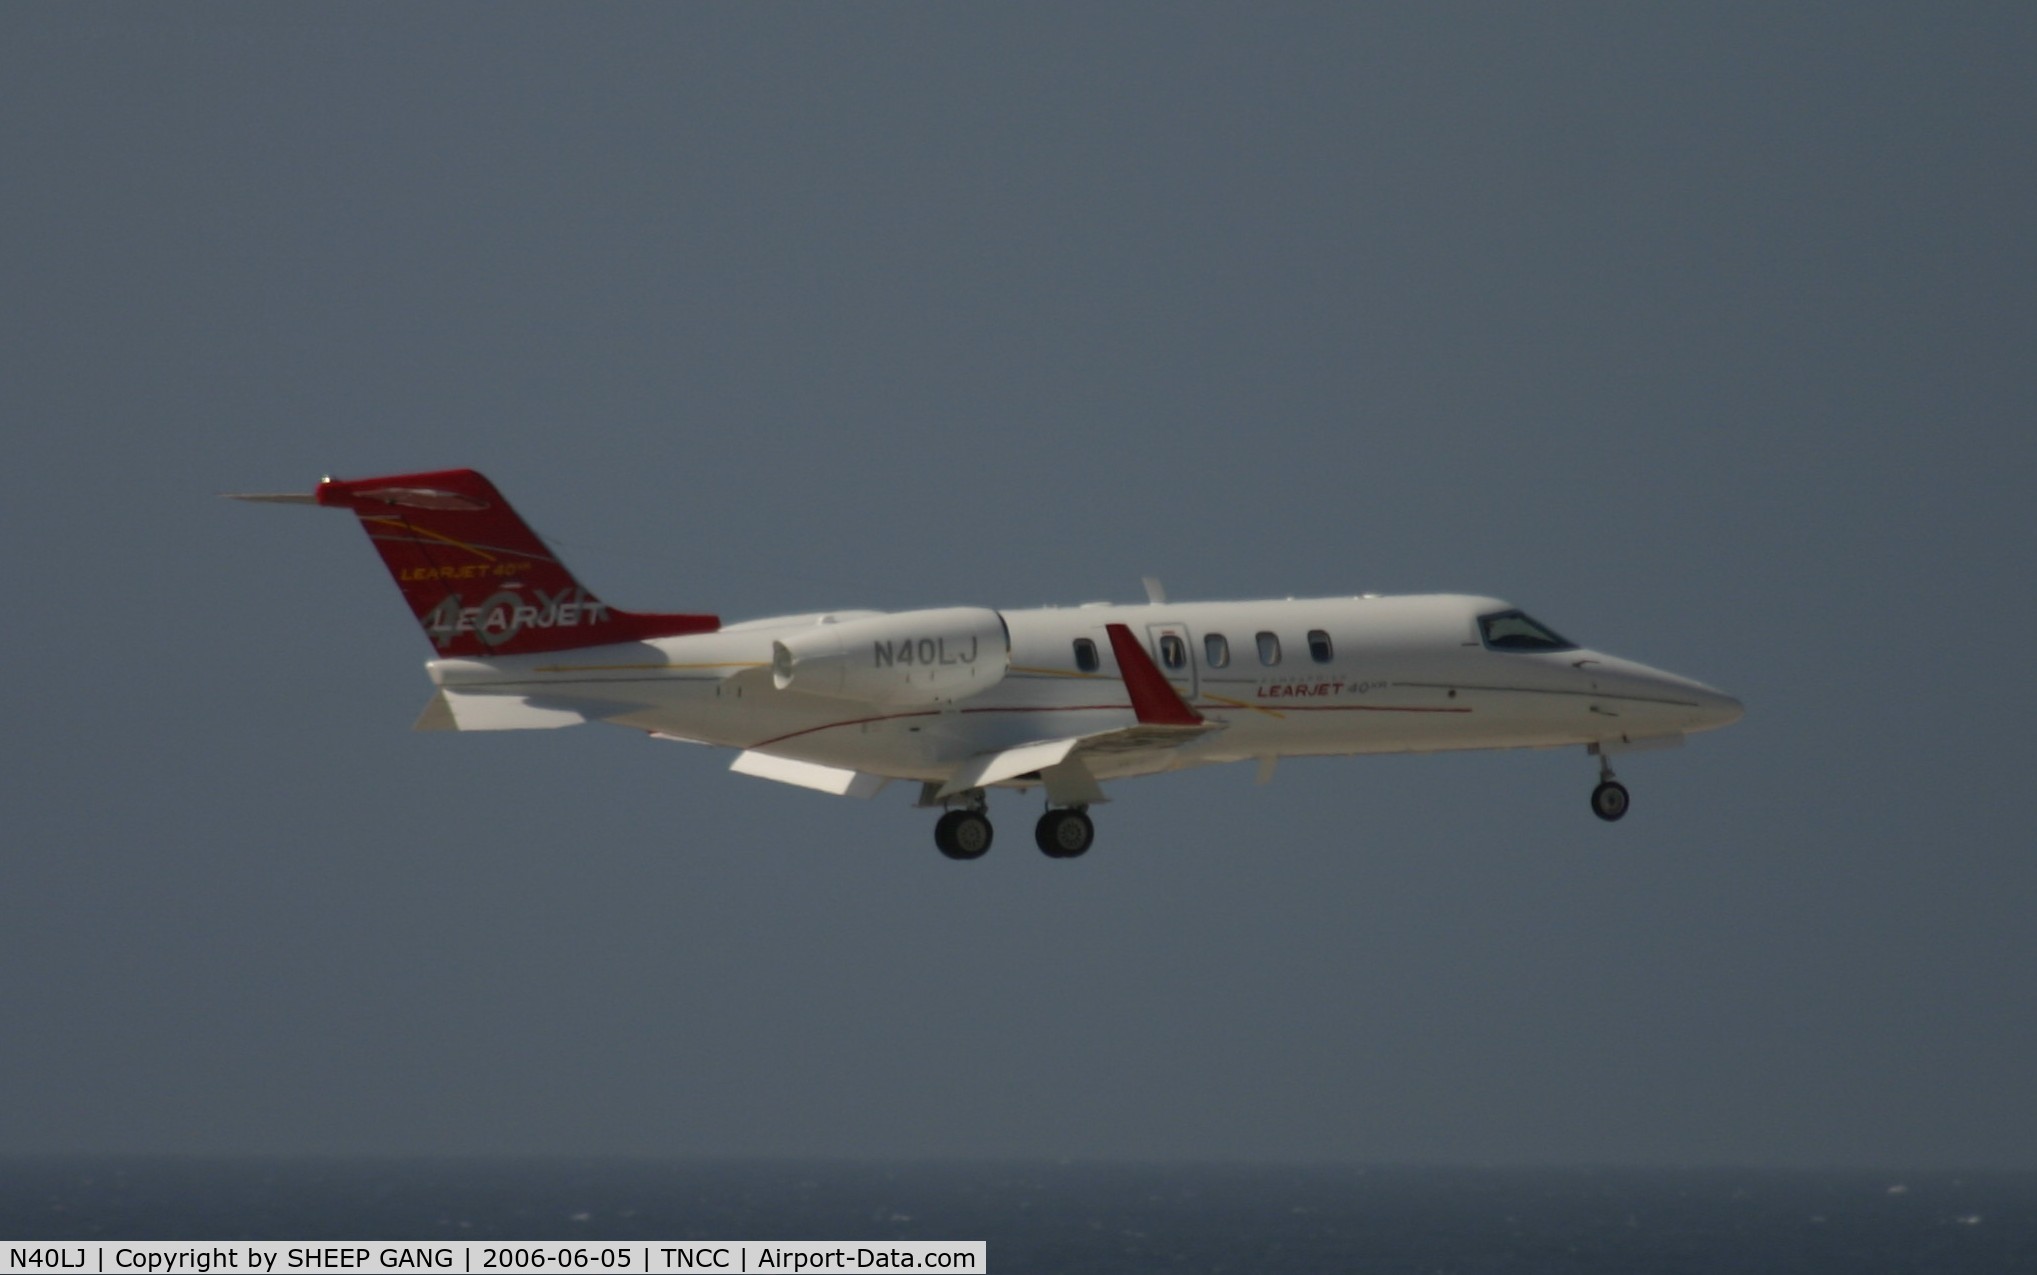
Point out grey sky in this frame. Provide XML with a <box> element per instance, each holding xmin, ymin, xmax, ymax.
<box><xmin>3</xmin><ymin>4</ymin><xmax>2033</xmax><ymax>1167</ymax></box>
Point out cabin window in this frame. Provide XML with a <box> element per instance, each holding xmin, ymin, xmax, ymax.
<box><xmin>1158</xmin><ymin>634</ymin><xmax>1188</xmax><ymax>670</ymax></box>
<box><xmin>1073</xmin><ymin>638</ymin><xmax>1099</xmax><ymax>672</ymax></box>
<box><xmin>1256</xmin><ymin>631</ymin><xmax>1282</xmax><ymax>666</ymax></box>
<box><xmin>1205</xmin><ymin>633</ymin><xmax>1230</xmax><ymax>668</ymax></box>
<box><xmin>1308</xmin><ymin>629</ymin><xmax>1334</xmax><ymax>663</ymax></box>
<box><xmin>1477</xmin><ymin>609</ymin><xmax>1578</xmax><ymax>653</ymax></box>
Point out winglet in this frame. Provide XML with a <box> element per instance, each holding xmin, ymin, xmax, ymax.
<box><xmin>1104</xmin><ymin>623</ymin><xmax>1204</xmax><ymax>726</ymax></box>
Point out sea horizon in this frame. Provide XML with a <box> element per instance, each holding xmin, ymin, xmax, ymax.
<box><xmin>4</xmin><ymin>1157</ymin><xmax>2031</xmax><ymax>1272</ymax></box>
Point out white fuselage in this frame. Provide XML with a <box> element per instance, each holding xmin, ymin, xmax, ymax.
<box><xmin>425</xmin><ymin>593</ymin><xmax>1742</xmax><ymax>788</ymax></box>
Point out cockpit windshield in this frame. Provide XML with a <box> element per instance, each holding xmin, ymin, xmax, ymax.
<box><xmin>1478</xmin><ymin>609</ymin><xmax>1578</xmax><ymax>653</ymax></box>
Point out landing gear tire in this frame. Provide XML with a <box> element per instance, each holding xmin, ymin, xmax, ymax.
<box><xmin>1035</xmin><ymin>809</ymin><xmax>1095</xmax><ymax>859</ymax></box>
<box><xmin>935</xmin><ymin>810</ymin><xmax>993</xmax><ymax>860</ymax></box>
<box><xmin>1591</xmin><ymin>780</ymin><xmax>1631</xmax><ymax>822</ymax></box>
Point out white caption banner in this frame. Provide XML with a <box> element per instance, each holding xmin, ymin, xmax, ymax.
<box><xmin>0</xmin><ymin>1244</ymin><xmax>985</xmax><ymax>1275</ymax></box>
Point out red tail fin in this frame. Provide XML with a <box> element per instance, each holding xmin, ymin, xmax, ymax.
<box><xmin>312</xmin><ymin>468</ymin><xmax>718</xmax><ymax>656</ymax></box>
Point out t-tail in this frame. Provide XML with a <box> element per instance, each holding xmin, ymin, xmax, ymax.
<box><xmin>231</xmin><ymin>468</ymin><xmax>718</xmax><ymax>656</ymax></box>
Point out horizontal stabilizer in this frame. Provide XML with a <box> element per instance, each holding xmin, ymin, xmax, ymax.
<box><xmin>414</xmin><ymin>690</ymin><xmax>598</xmax><ymax>732</ymax></box>
<box><xmin>730</xmin><ymin>750</ymin><xmax>888</xmax><ymax>798</ymax></box>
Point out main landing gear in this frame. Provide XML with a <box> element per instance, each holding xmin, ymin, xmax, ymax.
<box><xmin>928</xmin><ymin>789</ymin><xmax>1095</xmax><ymax>860</ymax></box>
<box><xmin>1034</xmin><ymin>807</ymin><xmax>1095</xmax><ymax>859</ymax></box>
<box><xmin>1590</xmin><ymin>753</ymin><xmax>1631</xmax><ymax>822</ymax></box>
<box><xmin>933</xmin><ymin>809</ymin><xmax>993</xmax><ymax>860</ymax></box>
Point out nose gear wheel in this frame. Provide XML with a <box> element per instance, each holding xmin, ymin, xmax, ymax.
<box><xmin>1591</xmin><ymin>779</ymin><xmax>1630</xmax><ymax>822</ymax></box>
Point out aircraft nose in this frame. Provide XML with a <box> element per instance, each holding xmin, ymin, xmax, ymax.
<box><xmin>1687</xmin><ymin>685</ymin><xmax>1745</xmax><ymax>732</ymax></box>
<box><xmin>1606</xmin><ymin>657</ymin><xmax>1744</xmax><ymax>734</ymax></box>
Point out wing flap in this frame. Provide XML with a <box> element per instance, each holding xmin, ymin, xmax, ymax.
<box><xmin>730</xmin><ymin>750</ymin><xmax>889</xmax><ymax>799</ymax></box>
<box><xmin>935</xmin><ymin>737</ymin><xmax>1082</xmax><ymax>798</ymax></box>
<box><xmin>935</xmin><ymin>720</ymin><xmax>1220</xmax><ymax>798</ymax></box>
<box><xmin>1072</xmin><ymin>722</ymin><xmax>1218</xmax><ymax>756</ymax></box>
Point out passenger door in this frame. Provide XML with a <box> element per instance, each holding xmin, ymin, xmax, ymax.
<box><xmin>1144</xmin><ymin>622</ymin><xmax>1198</xmax><ymax>701</ymax></box>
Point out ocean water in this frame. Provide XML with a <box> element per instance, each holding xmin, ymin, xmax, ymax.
<box><xmin>1</xmin><ymin>1160</ymin><xmax>2031</xmax><ymax>1274</ymax></box>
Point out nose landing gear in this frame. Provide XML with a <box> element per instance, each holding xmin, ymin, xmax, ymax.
<box><xmin>1590</xmin><ymin>753</ymin><xmax>1630</xmax><ymax>822</ymax></box>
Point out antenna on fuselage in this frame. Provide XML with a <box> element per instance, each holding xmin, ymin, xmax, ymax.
<box><xmin>1142</xmin><ymin>576</ymin><xmax>1167</xmax><ymax>605</ymax></box>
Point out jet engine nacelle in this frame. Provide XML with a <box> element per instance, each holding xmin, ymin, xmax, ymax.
<box><xmin>771</xmin><ymin>607</ymin><xmax>1010</xmax><ymax>705</ymax></box>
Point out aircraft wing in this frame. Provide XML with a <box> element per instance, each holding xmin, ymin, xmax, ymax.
<box><xmin>934</xmin><ymin>622</ymin><xmax>1222</xmax><ymax>800</ymax></box>
<box><xmin>933</xmin><ymin>720</ymin><xmax>1219</xmax><ymax>801</ymax></box>
<box><xmin>730</xmin><ymin>620</ymin><xmax>1221</xmax><ymax>804</ymax></box>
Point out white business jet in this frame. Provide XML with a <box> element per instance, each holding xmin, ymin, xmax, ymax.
<box><xmin>233</xmin><ymin>469</ymin><xmax>1742</xmax><ymax>859</ymax></box>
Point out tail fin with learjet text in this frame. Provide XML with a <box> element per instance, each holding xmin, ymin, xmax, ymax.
<box><xmin>235</xmin><ymin>468</ymin><xmax>718</xmax><ymax>657</ymax></box>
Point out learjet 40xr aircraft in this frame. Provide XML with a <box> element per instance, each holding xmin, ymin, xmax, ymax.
<box><xmin>233</xmin><ymin>469</ymin><xmax>1742</xmax><ymax>859</ymax></box>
